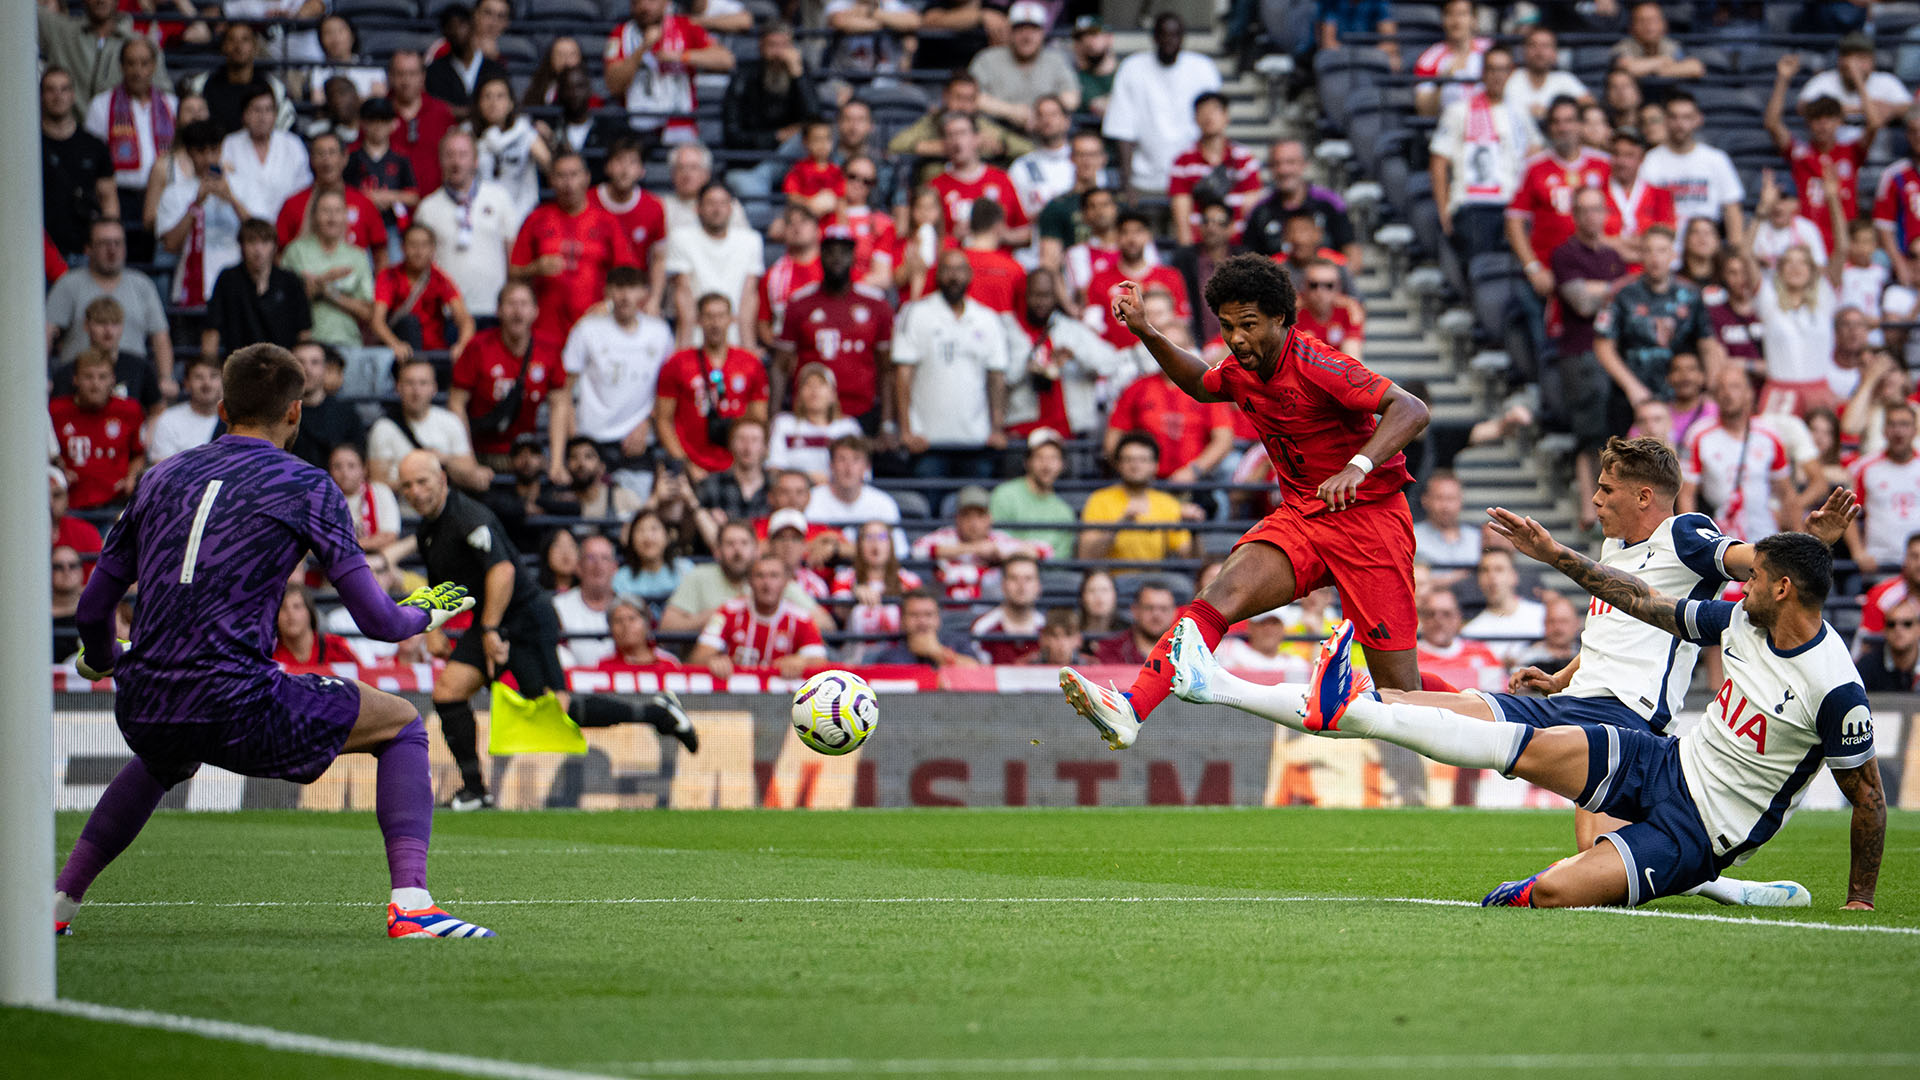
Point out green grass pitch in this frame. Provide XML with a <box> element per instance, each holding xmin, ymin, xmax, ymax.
<box><xmin>7</xmin><ymin>807</ymin><xmax>1920</xmax><ymax>1079</ymax></box>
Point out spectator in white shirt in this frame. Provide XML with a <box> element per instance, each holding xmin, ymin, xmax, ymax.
<box><xmin>1640</xmin><ymin>91</ymin><xmax>1746</xmax><ymax>249</ymax></box>
<box><xmin>1008</xmin><ymin>96</ymin><xmax>1074</xmax><ymax>227</ymax></box>
<box><xmin>366</xmin><ymin>357</ymin><xmax>493</xmax><ymax>494</ymax></box>
<box><xmin>328</xmin><ymin>441</ymin><xmax>402</xmax><ymax>554</ymax></box>
<box><xmin>805</xmin><ymin>435</ymin><xmax>907</xmax><ymax>557</ymax></box>
<box><xmin>553</xmin><ymin>533</ymin><xmax>621</xmax><ymax>668</ymax></box>
<box><xmin>665</xmin><ymin>180</ymin><xmax>764</xmax><ymax>346</ymax></box>
<box><xmin>1101</xmin><ymin>13</ymin><xmax>1221</xmax><ymax>196</ymax></box>
<box><xmin>1845</xmin><ymin>401</ymin><xmax>1920</xmax><ymax>572</ymax></box>
<box><xmin>894</xmin><ymin>249</ymin><xmax>1013</xmax><ymax>479</ymax></box>
<box><xmin>1430</xmin><ymin>47</ymin><xmax>1539</xmax><ymax>262</ymax></box>
<box><xmin>1459</xmin><ymin>548</ymin><xmax>1546</xmax><ymax>664</ymax></box>
<box><xmin>148</xmin><ymin>356</ymin><xmax>224</xmax><ymax>462</ymax></box>
<box><xmin>768</xmin><ymin>362</ymin><xmax>863</xmax><ymax>483</ymax></box>
<box><xmin>1750</xmin><ymin>183</ymin><xmax>1829</xmax><ymax>269</ymax></box>
<box><xmin>1409</xmin><ymin>471</ymin><xmax>1483</xmax><ymax>578</ymax></box>
<box><xmin>83</xmin><ymin>37</ymin><xmax>178</xmax><ymax>194</ymax></box>
<box><xmin>1212</xmin><ymin>606</ymin><xmax>1311</xmax><ymax>676</ymax></box>
<box><xmin>155</xmin><ymin>119</ymin><xmax>245</xmax><ymax>306</ymax></box>
<box><xmin>1506</xmin><ymin>26</ymin><xmax>1590</xmax><ymax>124</ymax></box>
<box><xmin>662</xmin><ymin>142</ymin><xmax>749</xmax><ymax>237</ymax></box>
<box><xmin>1805</xmin><ymin>31</ymin><xmax>1911</xmax><ymax>130</ymax></box>
<box><xmin>414</xmin><ymin>128</ymin><xmax>522</xmax><ymax>318</ymax></box>
<box><xmin>218</xmin><ymin>87</ymin><xmax>310</xmax><ymax>223</ymax></box>
<box><xmin>555</xmin><ymin>264</ymin><xmax>676</xmax><ymax>492</ymax></box>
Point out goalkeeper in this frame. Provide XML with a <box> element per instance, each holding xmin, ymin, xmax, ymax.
<box><xmin>391</xmin><ymin>450</ymin><xmax>696</xmax><ymax>810</ymax></box>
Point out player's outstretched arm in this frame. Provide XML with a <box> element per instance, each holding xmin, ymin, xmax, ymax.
<box><xmin>1110</xmin><ymin>280</ymin><xmax>1225</xmax><ymax>403</ymax></box>
<box><xmin>1720</xmin><ymin>487</ymin><xmax>1859</xmax><ymax>581</ymax></box>
<box><xmin>1487</xmin><ymin>507</ymin><xmax>1683</xmax><ymax>635</ymax></box>
<box><xmin>73</xmin><ymin>566</ymin><xmax>134</xmax><ymax>678</ymax></box>
<box><xmin>1833</xmin><ymin>760</ymin><xmax>1886</xmax><ymax>911</ymax></box>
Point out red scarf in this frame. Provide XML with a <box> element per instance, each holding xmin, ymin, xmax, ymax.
<box><xmin>176</xmin><ymin>200</ymin><xmax>206</xmax><ymax>306</ymax></box>
<box><xmin>1462</xmin><ymin>90</ymin><xmax>1507</xmax><ymax>198</ymax></box>
<box><xmin>107</xmin><ymin>86</ymin><xmax>173</xmax><ymax>174</ymax></box>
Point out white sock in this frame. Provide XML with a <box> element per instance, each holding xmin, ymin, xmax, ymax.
<box><xmin>1684</xmin><ymin>878</ymin><xmax>1745</xmax><ymax>905</ymax></box>
<box><xmin>54</xmin><ymin>890</ymin><xmax>79</xmax><ymax>923</ymax></box>
<box><xmin>391</xmin><ymin>887</ymin><xmax>433</xmax><ymax>911</ymax></box>
<box><xmin>1339</xmin><ymin>695</ymin><xmax>1531</xmax><ymax>774</ymax></box>
<box><xmin>1200</xmin><ymin>674</ymin><xmax>1315</xmax><ymax>734</ymax></box>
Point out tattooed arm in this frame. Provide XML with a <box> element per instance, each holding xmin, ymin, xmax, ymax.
<box><xmin>1833</xmin><ymin>760</ymin><xmax>1886</xmax><ymax>910</ymax></box>
<box><xmin>1486</xmin><ymin>507</ymin><xmax>1682</xmax><ymax>634</ymax></box>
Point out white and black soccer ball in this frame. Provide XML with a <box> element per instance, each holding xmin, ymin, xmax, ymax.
<box><xmin>790</xmin><ymin>670</ymin><xmax>879</xmax><ymax>756</ymax></box>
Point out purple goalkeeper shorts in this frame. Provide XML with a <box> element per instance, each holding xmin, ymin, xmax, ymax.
<box><xmin>119</xmin><ymin>672</ymin><xmax>364</xmax><ymax>788</ymax></box>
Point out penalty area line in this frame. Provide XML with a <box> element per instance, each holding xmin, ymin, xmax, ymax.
<box><xmin>72</xmin><ymin>894</ymin><xmax>1920</xmax><ymax>935</ymax></box>
<box><xmin>23</xmin><ymin>1003</ymin><xmax>1920</xmax><ymax>1078</ymax></box>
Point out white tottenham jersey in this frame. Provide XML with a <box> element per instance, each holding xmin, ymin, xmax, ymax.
<box><xmin>1559</xmin><ymin>514</ymin><xmax>1736</xmax><ymax>729</ymax></box>
<box><xmin>1674</xmin><ymin>599</ymin><xmax>1876</xmax><ymax>865</ymax></box>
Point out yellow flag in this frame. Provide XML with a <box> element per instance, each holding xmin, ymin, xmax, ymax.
<box><xmin>487</xmin><ymin>682</ymin><xmax>587</xmax><ymax>755</ymax></box>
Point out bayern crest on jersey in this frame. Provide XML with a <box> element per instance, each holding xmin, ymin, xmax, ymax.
<box><xmin>852</xmin><ymin>306</ymin><xmax>870</xmax><ymax>323</ymax></box>
<box><xmin>105</xmin><ymin>420</ymin><xmax>121</xmax><ymax>438</ymax></box>
<box><xmin>809</xmin><ymin>308</ymin><xmax>826</xmax><ymax>323</ymax></box>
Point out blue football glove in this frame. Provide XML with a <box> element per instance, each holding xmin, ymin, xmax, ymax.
<box><xmin>399</xmin><ymin>583</ymin><xmax>476</xmax><ymax>633</ymax></box>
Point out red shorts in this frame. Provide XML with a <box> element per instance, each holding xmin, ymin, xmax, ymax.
<box><xmin>1233</xmin><ymin>495</ymin><xmax>1417</xmax><ymax>651</ymax></box>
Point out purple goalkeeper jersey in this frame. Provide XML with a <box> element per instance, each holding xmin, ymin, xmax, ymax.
<box><xmin>96</xmin><ymin>435</ymin><xmax>369</xmax><ymax>723</ymax></box>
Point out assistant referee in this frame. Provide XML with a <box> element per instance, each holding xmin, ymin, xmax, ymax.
<box><xmin>394</xmin><ymin>449</ymin><xmax>696</xmax><ymax>810</ymax></box>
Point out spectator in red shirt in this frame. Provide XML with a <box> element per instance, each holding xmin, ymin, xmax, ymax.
<box><xmin>1168</xmin><ymin>91</ymin><xmax>1262</xmax><ymax>245</ymax></box>
<box><xmin>383</xmin><ymin>50</ymin><xmax>457</xmax><ymax>195</ymax></box>
<box><xmin>759</xmin><ymin>205</ymin><xmax>824</xmax><ymax>347</ymax></box>
<box><xmin>772</xmin><ymin>225</ymin><xmax>894</xmax><ymax>423</ymax></box>
<box><xmin>930</xmin><ymin>113</ymin><xmax>1030</xmax><ymax>248</ymax></box>
<box><xmin>1862</xmin><ymin>533</ymin><xmax>1920</xmax><ymax>634</ymax></box>
<box><xmin>372</xmin><ymin>222</ymin><xmax>476</xmax><ymax>362</ymax></box>
<box><xmin>1105</xmin><ymin>357</ymin><xmax>1234</xmax><ymax>482</ymax></box>
<box><xmin>448</xmin><ymin>279</ymin><xmax>564</xmax><ymax>466</ymax></box>
<box><xmin>49</xmin><ymin>467</ymin><xmax>103</xmax><ymax>566</ymax></box>
<box><xmin>1293</xmin><ymin>257</ymin><xmax>1367</xmax><ymax>360</ymax></box>
<box><xmin>783</xmin><ymin>119</ymin><xmax>846</xmax><ymax>220</ymax></box>
<box><xmin>687</xmin><ymin>555</ymin><xmax>828</xmax><ymax>678</ymax></box>
<box><xmin>50</xmin><ymin>349</ymin><xmax>146</xmax><ymax>510</ymax></box>
<box><xmin>833</xmin><ymin>154</ymin><xmax>897</xmax><ymax>289</ymax></box>
<box><xmin>588</xmin><ymin>135</ymin><xmax>669</xmax><ymax>308</ymax></box>
<box><xmin>595</xmin><ymin>598</ymin><xmax>683</xmax><ymax>674</ymax></box>
<box><xmin>273</xmin><ymin>583</ymin><xmax>356</xmax><ymax>668</ymax></box>
<box><xmin>1084</xmin><ymin>210</ymin><xmax>1189</xmax><ymax>348</ymax></box>
<box><xmin>1604</xmin><ymin>125</ymin><xmax>1674</xmax><ymax>270</ymax></box>
<box><xmin>657</xmin><ymin>292</ymin><xmax>772</xmax><ymax>481</ymax></box>
<box><xmin>1091</xmin><ymin>580</ymin><xmax>1179</xmax><ymax>666</ymax></box>
<box><xmin>605</xmin><ymin>0</ymin><xmax>735</xmax><ymax>145</ymax></box>
<box><xmin>969</xmin><ymin>553</ymin><xmax>1046</xmax><ymax>664</ymax></box>
<box><xmin>510</xmin><ymin>150</ymin><xmax>638</xmax><ymax>350</ymax></box>
<box><xmin>961</xmin><ymin>200</ymin><xmax>1027</xmax><ymax>314</ymax></box>
<box><xmin>1765</xmin><ymin>54</ymin><xmax>1875</xmax><ymax>253</ymax></box>
<box><xmin>275</xmin><ymin>131</ymin><xmax>390</xmax><ymax>265</ymax></box>
<box><xmin>1414</xmin><ymin>586</ymin><xmax>1503</xmax><ymax>693</ymax></box>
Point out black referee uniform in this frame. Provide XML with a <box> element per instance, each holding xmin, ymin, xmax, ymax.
<box><xmin>417</xmin><ymin>488</ymin><xmax>697</xmax><ymax>808</ymax></box>
<box><xmin>416</xmin><ymin>486</ymin><xmax>567</xmax><ymax>697</ymax></box>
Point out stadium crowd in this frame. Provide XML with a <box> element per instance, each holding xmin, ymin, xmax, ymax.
<box><xmin>35</xmin><ymin>0</ymin><xmax>1920</xmax><ymax>696</ymax></box>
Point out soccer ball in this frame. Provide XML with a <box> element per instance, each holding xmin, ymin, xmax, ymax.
<box><xmin>790</xmin><ymin>670</ymin><xmax>879</xmax><ymax>756</ymax></box>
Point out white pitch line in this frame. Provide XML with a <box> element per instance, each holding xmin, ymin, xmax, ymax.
<box><xmin>26</xmin><ymin>1002</ymin><xmax>1920</xmax><ymax>1078</ymax></box>
<box><xmin>72</xmin><ymin>894</ymin><xmax>1920</xmax><ymax>935</ymax></box>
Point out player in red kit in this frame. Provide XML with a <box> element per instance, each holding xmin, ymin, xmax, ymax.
<box><xmin>1060</xmin><ymin>255</ymin><xmax>1431</xmax><ymax>749</ymax></box>
<box><xmin>510</xmin><ymin>151</ymin><xmax>638</xmax><ymax>350</ymax></box>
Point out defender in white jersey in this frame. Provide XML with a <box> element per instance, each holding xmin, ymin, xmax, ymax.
<box><xmin>1377</xmin><ymin>438</ymin><xmax>1854</xmax><ymax>852</ymax></box>
<box><xmin>1167</xmin><ymin>528</ymin><xmax>1885</xmax><ymax>909</ymax></box>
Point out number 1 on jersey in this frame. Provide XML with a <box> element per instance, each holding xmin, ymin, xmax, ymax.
<box><xmin>180</xmin><ymin>479</ymin><xmax>225</xmax><ymax>584</ymax></box>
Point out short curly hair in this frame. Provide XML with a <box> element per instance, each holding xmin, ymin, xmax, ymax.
<box><xmin>1202</xmin><ymin>253</ymin><xmax>1297</xmax><ymax>324</ymax></box>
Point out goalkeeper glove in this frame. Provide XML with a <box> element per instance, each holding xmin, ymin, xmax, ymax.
<box><xmin>399</xmin><ymin>582</ymin><xmax>476</xmax><ymax>632</ymax></box>
<box><xmin>75</xmin><ymin>639</ymin><xmax>130</xmax><ymax>682</ymax></box>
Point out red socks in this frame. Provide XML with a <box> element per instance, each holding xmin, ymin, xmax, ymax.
<box><xmin>1126</xmin><ymin>599</ymin><xmax>1230</xmax><ymax>720</ymax></box>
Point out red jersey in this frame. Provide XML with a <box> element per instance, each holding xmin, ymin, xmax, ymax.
<box><xmin>1294</xmin><ymin>301</ymin><xmax>1366</xmax><ymax>355</ymax></box>
<box><xmin>962</xmin><ymin>246</ymin><xmax>1027</xmax><ymax>314</ymax></box>
<box><xmin>697</xmin><ymin>597</ymin><xmax>826</xmax><ymax>667</ymax></box>
<box><xmin>45</xmin><ymin>231</ymin><xmax>67</xmax><ymax>284</ymax></box>
<box><xmin>275</xmin><ymin>633</ymin><xmax>355</xmax><ymax>668</ymax></box>
<box><xmin>450</xmin><ymin>329</ymin><xmax>567</xmax><ymax>456</ymax></box>
<box><xmin>1168</xmin><ymin>140</ymin><xmax>1264</xmax><ymax>235</ymax></box>
<box><xmin>588</xmin><ymin>184</ymin><xmax>668</xmax><ymax>271</ymax></box>
<box><xmin>605</xmin><ymin>16</ymin><xmax>712</xmax><ymax>141</ymax></box>
<box><xmin>783</xmin><ymin>159</ymin><xmax>846</xmax><ymax>202</ymax></box>
<box><xmin>54</xmin><ymin>514</ymin><xmax>102</xmax><ymax>560</ymax></box>
<box><xmin>657</xmin><ymin>346</ymin><xmax>769</xmax><ymax>473</ymax></box>
<box><xmin>761</xmin><ymin>254</ymin><xmax>824</xmax><ymax>332</ymax></box>
<box><xmin>1606</xmin><ymin>177</ymin><xmax>1676</xmax><ymax>244</ymax></box>
<box><xmin>1862</xmin><ymin>576</ymin><xmax>1915</xmax><ymax>635</ymax></box>
<box><xmin>373</xmin><ymin>264</ymin><xmax>463</xmax><ymax>350</ymax></box>
<box><xmin>1416</xmin><ymin>638</ymin><xmax>1503</xmax><ymax>694</ymax></box>
<box><xmin>1200</xmin><ymin>329</ymin><xmax>1413</xmax><ymax>516</ymax></box>
<box><xmin>1788</xmin><ymin>133</ymin><xmax>1868</xmax><ymax>248</ymax></box>
<box><xmin>50</xmin><ymin>397</ymin><xmax>146</xmax><ymax>509</ymax></box>
<box><xmin>1108</xmin><ymin>375</ymin><xmax>1235</xmax><ymax>477</ymax></box>
<box><xmin>275</xmin><ymin>186</ymin><xmax>390</xmax><ymax>252</ymax></box>
<box><xmin>1507</xmin><ymin>149</ymin><xmax>1612</xmax><ymax>264</ymax></box>
<box><xmin>389</xmin><ymin>95</ymin><xmax>457</xmax><ymax>194</ymax></box>
<box><xmin>511</xmin><ymin>202</ymin><xmax>638</xmax><ymax>348</ymax></box>
<box><xmin>595</xmin><ymin>654</ymin><xmax>683</xmax><ymax>675</ymax></box>
<box><xmin>929</xmin><ymin>165</ymin><xmax>1029</xmax><ymax>239</ymax></box>
<box><xmin>1086</xmin><ymin>264</ymin><xmax>1190</xmax><ymax>349</ymax></box>
<box><xmin>774</xmin><ymin>283</ymin><xmax>894</xmax><ymax>418</ymax></box>
<box><xmin>833</xmin><ymin>205</ymin><xmax>896</xmax><ymax>279</ymax></box>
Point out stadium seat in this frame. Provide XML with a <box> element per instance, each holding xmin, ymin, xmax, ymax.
<box><xmin>332</xmin><ymin>0</ymin><xmax>423</xmax><ymax>17</ymax></box>
<box><xmin>1466</xmin><ymin>252</ymin><xmax>1522</xmax><ymax>344</ymax></box>
<box><xmin>519</xmin><ymin>0</ymin><xmax>602</xmax><ymax>23</ymax></box>
<box><xmin>891</xmin><ymin>490</ymin><xmax>933</xmax><ymax>519</ymax></box>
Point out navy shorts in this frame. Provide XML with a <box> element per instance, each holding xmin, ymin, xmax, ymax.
<box><xmin>1577</xmin><ymin>724</ymin><xmax>1720</xmax><ymax>906</ymax></box>
<box><xmin>120</xmin><ymin>672</ymin><xmax>363</xmax><ymax>788</ymax></box>
<box><xmin>1475</xmin><ymin>691</ymin><xmax>1660</xmax><ymax>735</ymax></box>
